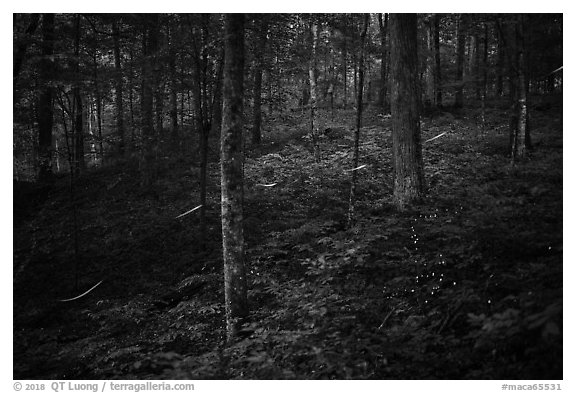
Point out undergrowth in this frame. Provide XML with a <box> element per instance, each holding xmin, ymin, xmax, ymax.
<box><xmin>13</xmin><ymin>103</ymin><xmax>562</xmax><ymax>379</ymax></box>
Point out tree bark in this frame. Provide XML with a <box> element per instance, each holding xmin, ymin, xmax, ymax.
<box><xmin>37</xmin><ymin>13</ymin><xmax>55</xmax><ymax>181</ymax></box>
<box><xmin>390</xmin><ymin>14</ymin><xmax>425</xmax><ymax>211</ymax></box>
<box><xmin>221</xmin><ymin>13</ymin><xmax>248</xmax><ymax>342</ymax></box>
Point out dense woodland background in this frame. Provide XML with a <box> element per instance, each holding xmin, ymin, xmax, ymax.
<box><xmin>13</xmin><ymin>13</ymin><xmax>562</xmax><ymax>379</ymax></box>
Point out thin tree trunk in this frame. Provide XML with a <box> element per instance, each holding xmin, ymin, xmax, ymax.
<box><xmin>512</xmin><ymin>15</ymin><xmax>530</xmax><ymax>161</ymax></box>
<box><xmin>309</xmin><ymin>21</ymin><xmax>321</xmax><ymax>162</ymax></box>
<box><xmin>377</xmin><ymin>13</ymin><xmax>389</xmax><ymax>111</ymax></box>
<box><xmin>155</xmin><ymin>82</ymin><xmax>164</xmax><ymax>139</ymax></box>
<box><xmin>496</xmin><ymin>24</ymin><xmax>504</xmax><ymax>97</ymax></box>
<box><xmin>474</xmin><ymin>33</ymin><xmax>481</xmax><ymax>99</ymax></box>
<box><xmin>87</xmin><ymin>96</ymin><xmax>96</xmax><ymax>164</ymax></box>
<box><xmin>129</xmin><ymin>48</ymin><xmax>136</xmax><ymax>147</ymax></box>
<box><xmin>73</xmin><ymin>15</ymin><xmax>85</xmax><ymax>176</ymax></box>
<box><xmin>191</xmin><ymin>17</ymin><xmax>210</xmax><ymax>251</ymax></box>
<box><xmin>96</xmin><ymin>93</ymin><xmax>103</xmax><ymax>163</ymax></box>
<box><xmin>221</xmin><ymin>13</ymin><xmax>248</xmax><ymax>342</ymax></box>
<box><xmin>92</xmin><ymin>48</ymin><xmax>104</xmax><ymax>165</ymax></box>
<box><xmin>424</xmin><ymin>17</ymin><xmax>435</xmax><ymax>111</ymax></box>
<box><xmin>169</xmin><ymin>24</ymin><xmax>179</xmax><ymax>149</ymax></box>
<box><xmin>353</xmin><ymin>50</ymin><xmax>357</xmax><ymax>105</ymax></box>
<box><xmin>198</xmin><ymin>124</ymin><xmax>209</xmax><ymax>249</ymax></box>
<box><xmin>112</xmin><ymin>20</ymin><xmax>125</xmax><ymax>156</ymax></box>
<box><xmin>60</xmin><ymin>103</ymin><xmax>80</xmax><ymax>291</ymax></box>
<box><xmin>277</xmin><ymin>65</ymin><xmax>283</xmax><ymax>115</ymax></box>
<box><xmin>481</xmin><ymin>22</ymin><xmax>488</xmax><ymax>127</ymax></box>
<box><xmin>390</xmin><ymin>13</ymin><xmax>425</xmax><ymax>210</ymax></box>
<box><xmin>37</xmin><ymin>13</ymin><xmax>55</xmax><ymax>181</ymax></box>
<box><xmin>252</xmin><ymin>17</ymin><xmax>268</xmax><ymax>145</ymax></box>
<box><xmin>141</xmin><ymin>14</ymin><xmax>159</xmax><ymax>188</ymax></box>
<box><xmin>455</xmin><ymin>14</ymin><xmax>466</xmax><ymax>109</ymax></box>
<box><xmin>342</xmin><ymin>23</ymin><xmax>348</xmax><ymax>110</ymax></box>
<box><xmin>329</xmin><ymin>32</ymin><xmax>335</xmax><ymax>120</ymax></box>
<box><xmin>434</xmin><ymin>14</ymin><xmax>442</xmax><ymax>108</ymax></box>
<box><xmin>211</xmin><ymin>50</ymin><xmax>225</xmax><ymax>139</ymax></box>
<box><xmin>348</xmin><ymin>14</ymin><xmax>369</xmax><ymax>226</ymax></box>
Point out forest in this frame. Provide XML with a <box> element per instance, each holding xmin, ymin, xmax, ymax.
<box><xmin>13</xmin><ymin>13</ymin><xmax>562</xmax><ymax>379</ymax></box>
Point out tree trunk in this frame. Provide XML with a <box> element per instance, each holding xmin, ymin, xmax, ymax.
<box><xmin>342</xmin><ymin>25</ymin><xmax>348</xmax><ymax>110</ymax></box>
<box><xmin>129</xmin><ymin>48</ymin><xmax>136</xmax><ymax>147</ymax></box>
<box><xmin>211</xmin><ymin>50</ymin><xmax>225</xmax><ymax>139</ymax></box>
<box><xmin>37</xmin><ymin>13</ymin><xmax>55</xmax><ymax>181</ymax></box>
<box><xmin>198</xmin><ymin>124</ymin><xmax>209</xmax><ymax>249</ymax></box>
<box><xmin>496</xmin><ymin>25</ymin><xmax>504</xmax><ymax>97</ymax></box>
<box><xmin>481</xmin><ymin>22</ymin><xmax>488</xmax><ymax>126</ymax></box>
<box><xmin>424</xmin><ymin>17</ymin><xmax>435</xmax><ymax>111</ymax></box>
<box><xmin>221</xmin><ymin>13</ymin><xmax>248</xmax><ymax>342</ymax></box>
<box><xmin>377</xmin><ymin>13</ymin><xmax>389</xmax><ymax>111</ymax></box>
<box><xmin>96</xmin><ymin>93</ymin><xmax>103</xmax><ymax>163</ymax></box>
<box><xmin>112</xmin><ymin>21</ymin><xmax>125</xmax><ymax>156</ymax></box>
<box><xmin>191</xmin><ymin>16</ymin><xmax>211</xmax><ymax>251</ymax></box>
<box><xmin>433</xmin><ymin>14</ymin><xmax>442</xmax><ymax>108</ymax></box>
<box><xmin>352</xmin><ymin>49</ymin><xmax>358</xmax><ymax>104</ymax></box>
<box><xmin>301</xmin><ymin>76</ymin><xmax>310</xmax><ymax>107</ymax></box>
<box><xmin>348</xmin><ymin>14</ymin><xmax>369</xmax><ymax>226</ymax></box>
<box><xmin>155</xmin><ymin>83</ymin><xmax>164</xmax><ymax>138</ymax></box>
<box><xmin>168</xmin><ymin>23</ymin><xmax>179</xmax><ymax>150</ymax></box>
<box><xmin>473</xmin><ymin>33</ymin><xmax>481</xmax><ymax>99</ymax></box>
<box><xmin>390</xmin><ymin>13</ymin><xmax>425</xmax><ymax>211</ymax></box>
<box><xmin>308</xmin><ymin>21</ymin><xmax>321</xmax><ymax>162</ymax></box>
<box><xmin>73</xmin><ymin>15</ymin><xmax>85</xmax><ymax>176</ymax></box>
<box><xmin>511</xmin><ymin>15</ymin><xmax>530</xmax><ymax>161</ymax></box>
<box><xmin>180</xmin><ymin>67</ymin><xmax>186</xmax><ymax>140</ymax></box>
<box><xmin>140</xmin><ymin>14</ymin><xmax>159</xmax><ymax>188</ymax></box>
<box><xmin>329</xmin><ymin>34</ymin><xmax>335</xmax><ymax>120</ymax></box>
<box><xmin>455</xmin><ymin>14</ymin><xmax>466</xmax><ymax>109</ymax></box>
<box><xmin>252</xmin><ymin>17</ymin><xmax>268</xmax><ymax>145</ymax></box>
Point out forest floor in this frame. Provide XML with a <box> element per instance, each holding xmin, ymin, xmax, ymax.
<box><xmin>13</xmin><ymin>96</ymin><xmax>562</xmax><ymax>379</ymax></box>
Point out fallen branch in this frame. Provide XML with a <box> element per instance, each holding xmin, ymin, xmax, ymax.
<box><xmin>175</xmin><ymin>205</ymin><xmax>203</xmax><ymax>219</ymax></box>
<box><xmin>424</xmin><ymin>132</ymin><xmax>447</xmax><ymax>144</ymax></box>
<box><xmin>58</xmin><ymin>280</ymin><xmax>104</xmax><ymax>302</ymax></box>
